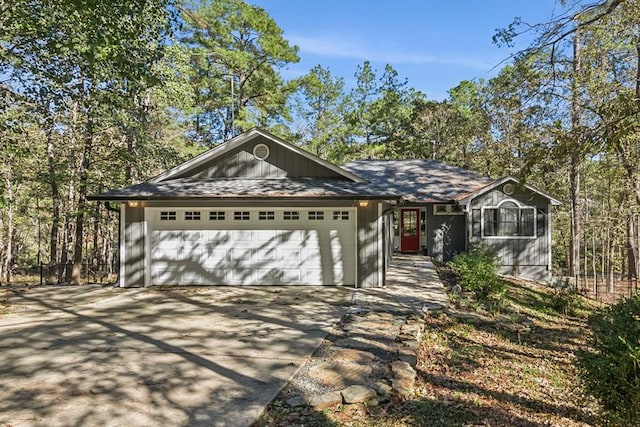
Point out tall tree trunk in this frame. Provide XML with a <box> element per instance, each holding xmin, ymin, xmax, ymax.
<box><xmin>569</xmin><ymin>30</ymin><xmax>582</xmax><ymax>278</ymax></box>
<box><xmin>72</xmin><ymin>113</ymin><xmax>93</xmax><ymax>285</ymax></box>
<box><xmin>46</xmin><ymin>128</ymin><xmax>60</xmax><ymax>284</ymax></box>
<box><xmin>3</xmin><ymin>177</ymin><xmax>14</xmax><ymax>284</ymax></box>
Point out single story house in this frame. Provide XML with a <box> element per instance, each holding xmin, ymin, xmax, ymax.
<box><xmin>89</xmin><ymin>128</ymin><xmax>560</xmax><ymax>288</ymax></box>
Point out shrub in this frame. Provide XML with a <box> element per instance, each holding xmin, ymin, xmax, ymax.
<box><xmin>447</xmin><ymin>246</ymin><xmax>504</xmax><ymax>300</ymax></box>
<box><xmin>577</xmin><ymin>295</ymin><xmax>640</xmax><ymax>425</ymax></box>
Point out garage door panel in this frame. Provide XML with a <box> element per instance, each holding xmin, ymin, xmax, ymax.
<box><xmin>153</xmin><ymin>268</ymin><xmax>181</xmax><ymax>285</ymax></box>
<box><xmin>206</xmin><ymin>230</ymin><xmax>230</xmax><ymax>242</ymax></box>
<box><xmin>149</xmin><ymin>208</ymin><xmax>356</xmax><ymax>286</ymax></box>
<box><xmin>256</xmin><ymin>248</ymin><xmax>277</xmax><ymax>261</ymax></box>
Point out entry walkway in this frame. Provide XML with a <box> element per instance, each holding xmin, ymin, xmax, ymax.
<box><xmin>351</xmin><ymin>254</ymin><xmax>450</xmax><ymax>314</ymax></box>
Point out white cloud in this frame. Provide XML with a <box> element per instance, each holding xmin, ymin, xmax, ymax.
<box><xmin>289</xmin><ymin>34</ymin><xmax>495</xmax><ymax>70</ymax></box>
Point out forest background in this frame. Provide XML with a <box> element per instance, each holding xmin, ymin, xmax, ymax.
<box><xmin>0</xmin><ymin>0</ymin><xmax>638</xmax><ymax>289</ymax></box>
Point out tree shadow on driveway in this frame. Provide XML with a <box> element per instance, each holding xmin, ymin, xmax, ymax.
<box><xmin>0</xmin><ymin>286</ymin><xmax>350</xmax><ymax>427</ymax></box>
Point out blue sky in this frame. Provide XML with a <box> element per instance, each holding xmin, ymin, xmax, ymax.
<box><xmin>248</xmin><ymin>0</ymin><xmax>570</xmax><ymax>100</ymax></box>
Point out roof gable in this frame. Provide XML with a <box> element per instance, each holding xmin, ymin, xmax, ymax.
<box><xmin>456</xmin><ymin>176</ymin><xmax>562</xmax><ymax>206</ymax></box>
<box><xmin>151</xmin><ymin>128</ymin><xmax>364</xmax><ymax>183</ymax></box>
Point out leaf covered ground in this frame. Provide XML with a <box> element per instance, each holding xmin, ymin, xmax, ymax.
<box><xmin>258</xmin><ymin>274</ymin><xmax>603</xmax><ymax>427</ymax></box>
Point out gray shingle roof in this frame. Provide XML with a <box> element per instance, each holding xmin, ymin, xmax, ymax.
<box><xmin>88</xmin><ymin>178</ymin><xmax>400</xmax><ymax>201</ymax></box>
<box><xmin>341</xmin><ymin>159</ymin><xmax>494</xmax><ymax>203</ymax></box>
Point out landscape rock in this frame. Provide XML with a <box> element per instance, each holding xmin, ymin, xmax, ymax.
<box><xmin>392</xmin><ymin>376</ymin><xmax>415</xmax><ymax>399</ymax></box>
<box><xmin>308</xmin><ymin>362</ymin><xmax>371</xmax><ymax>388</ymax></box>
<box><xmin>309</xmin><ymin>391</ymin><xmax>343</xmax><ymax>410</ymax></box>
<box><xmin>372</xmin><ymin>381</ymin><xmax>393</xmax><ymax>396</ymax></box>
<box><xmin>391</xmin><ymin>360</ymin><xmax>416</xmax><ymax>379</ymax></box>
<box><xmin>390</xmin><ymin>360</ymin><xmax>417</xmax><ymax>399</ymax></box>
<box><xmin>397</xmin><ymin>347</ymin><xmax>417</xmax><ymax>367</ymax></box>
<box><xmin>286</xmin><ymin>396</ymin><xmax>307</xmax><ymax>408</ymax></box>
<box><xmin>340</xmin><ymin>385</ymin><xmax>377</xmax><ymax>404</ymax></box>
<box><xmin>332</xmin><ymin>348</ymin><xmax>375</xmax><ymax>364</ymax></box>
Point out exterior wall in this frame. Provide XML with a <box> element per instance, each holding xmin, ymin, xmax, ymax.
<box><xmin>122</xmin><ymin>204</ymin><xmax>146</xmax><ymax>287</ymax></box>
<box><xmin>426</xmin><ymin>204</ymin><xmax>466</xmax><ymax>262</ymax></box>
<box><xmin>183</xmin><ymin>135</ymin><xmax>343</xmax><ymax>179</ymax></box>
<box><xmin>121</xmin><ymin>199</ymin><xmax>385</xmax><ymax>288</ymax></box>
<box><xmin>468</xmin><ymin>188</ymin><xmax>551</xmax><ymax>282</ymax></box>
<box><xmin>357</xmin><ymin>202</ymin><xmax>384</xmax><ymax>288</ymax></box>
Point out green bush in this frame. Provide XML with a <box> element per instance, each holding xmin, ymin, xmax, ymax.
<box><xmin>577</xmin><ymin>295</ymin><xmax>640</xmax><ymax>425</ymax></box>
<box><xmin>447</xmin><ymin>247</ymin><xmax>504</xmax><ymax>300</ymax></box>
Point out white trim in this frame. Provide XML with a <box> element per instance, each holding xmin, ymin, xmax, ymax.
<box><xmin>144</xmin><ymin>208</ymin><xmax>151</xmax><ymax>287</ymax></box>
<box><xmin>547</xmin><ymin>203</ymin><xmax>552</xmax><ymax>272</ymax></box>
<box><xmin>354</xmin><ymin>205</ymin><xmax>359</xmax><ymax>289</ymax></box>
<box><xmin>377</xmin><ymin>202</ymin><xmax>383</xmax><ymax>287</ymax></box>
<box><xmin>119</xmin><ymin>203</ymin><xmax>126</xmax><ymax>287</ymax></box>
<box><xmin>252</xmin><ymin>143</ymin><xmax>270</xmax><ymax>161</ymax></box>
<box><xmin>480</xmin><ymin>199</ymin><xmax>536</xmax><ymax>240</ymax></box>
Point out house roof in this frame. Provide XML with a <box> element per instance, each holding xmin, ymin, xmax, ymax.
<box><xmin>342</xmin><ymin>159</ymin><xmax>494</xmax><ymax>203</ymax></box>
<box><xmin>88</xmin><ymin>178</ymin><xmax>399</xmax><ymax>201</ymax></box>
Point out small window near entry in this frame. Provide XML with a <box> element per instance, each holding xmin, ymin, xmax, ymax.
<box><xmin>283</xmin><ymin>211</ymin><xmax>299</xmax><ymax>220</ymax></box>
<box><xmin>160</xmin><ymin>211</ymin><xmax>176</xmax><ymax>221</ymax></box>
<box><xmin>185</xmin><ymin>211</ymin><xmax>201</xmax><ymax>221</ymax></box>
<box><xmin>259</xmin><ymin>211</ymin><xmax>275</xmax><ymax>220</ymax></box>
<box><xmin>209</xmin><ymin>211</ymin><xmax>225</xmax><ymax>221</ymax></box>
<box><xmin>308</xmin><ymin>211</ymin><xmax>324</xmax><ymax>220</ymax></box>
<box><xmin>333</xmin><ymin>211</ymin><xmax>349</xmax><ymax>220</ymax></box>
<box><xmin>234</xmin><ymin>211</ymin><xmax>250</xmax><ymax>221</ymax></box>
<box><xmin>434</xmin><ymin>204</ymin><xmax>463</xmax><ymax>215</ymax></box>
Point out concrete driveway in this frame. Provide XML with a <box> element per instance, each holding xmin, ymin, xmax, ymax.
<box><xmin>0</xmin><ymin>285</ymin><xmax>351</xmax><ymax>427</ymax></box>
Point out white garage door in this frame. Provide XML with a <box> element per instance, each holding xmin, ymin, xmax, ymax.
<box><xmin>146</xmin><ymin>208</ymin><xmax>356</xmax><ymax>286</ymax></box>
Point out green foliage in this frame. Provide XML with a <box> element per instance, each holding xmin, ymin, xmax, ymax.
<box><xmin>549</xmin><ymin>279</ymin><xmax>581</xmax><ymax>316</ymax></box>
<box><xmin>577</xmin><ymin>296</ymin><xmax>640</xmax><ymax>426</ymax></box>
<box><xmin>448</xmin><ymin>247</ymin><xmax>505</xmax><ymax>300</ymax></box>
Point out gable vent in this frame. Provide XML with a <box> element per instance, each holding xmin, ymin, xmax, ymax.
<box><xmin>503</xmin><ymin>183</ymin><xmax>515</xmax><ymax>195</ymax></box>
<box><xmin>253</xmin><ymin>143</ymin><xmax>270</xmax><ymax>161</ymax></box>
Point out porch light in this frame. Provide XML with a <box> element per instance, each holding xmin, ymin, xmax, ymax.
<box><xmin>127</xmin><ymin>200</ymin><xmax>139</xmax><ymax>208</ymax></box>
<box><xmin>358</xmin><ymin>200</ymin><xmax>369</xmax><ymax>208</ymax></box>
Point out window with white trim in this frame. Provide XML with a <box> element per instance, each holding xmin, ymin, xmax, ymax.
<box><xmin>185</xmin><ymin>211</ymin><xmax>201</xmax><ymax>221</ymax></box>
<box><xmin>482</xmin><ymin>200</ymin><xmax>535</xmax><ymax>237</ymax></box>
<box><xmin>283</xmin><ymin>211</ymin><xmax>299</xmax><ymax>220</ymax></box>
<box><xmin>308</xmin><ymin>211</ymin><xmax>324</xmax><ymax>220</ymax></box>
<box><xmin>160</xmin><ymin>211</ymin><xmax>176</xmax><ymax>221</ymax></box>
<box><xmin>209</xmin><ymin>211</ymin><xmax>225</xmax><ymax>221</ymax></box>
<box><xmin>234</xmin><ymin>211</ymin><xmax>250</xmax><ymax>221</ymax></box>
<box><xmin>434</xmin><ymin>204</ymin><xmax>463</xmax><ymax>215</ymax></box>
<box><xmin>333</xmin><ymin>211</ymin><xmax>349</xmax><ymax>220</ymax></box>
<box><xmin>258</xmin><ymin>211</ymin><xmax>275</xmax><ymax>220</ymax></box>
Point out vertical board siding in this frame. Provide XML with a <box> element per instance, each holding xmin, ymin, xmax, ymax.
<box><xmin>357</xmin><ymin>203</ymin><xmax>381</xmax><ymax>288</ymax></box>
<box><xmin>468</xmin><ymin>187</ymin><xmax>551</xmax><ymax>280</ymax></box>
<box><xmin>426</xmin><ymin>204</ymin><xmax>466</xmax><ymax>262</ymax></box>
<box><xmin>123</xmin><ymin>204</ymin><xmax>145</xmax><ymax>287</ymax></box>
<box><xmin>186</xmin><ymin>136</ymin><xmax>343</xmax><ymax>179</ymax></box>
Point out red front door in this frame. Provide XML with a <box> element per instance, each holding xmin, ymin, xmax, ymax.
<box><xmin>400</xmin><ymin>208</ymin><xmax>420</xmax><ymax>253</ymax></box>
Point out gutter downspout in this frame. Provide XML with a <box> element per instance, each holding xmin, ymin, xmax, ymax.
<box><xmin>104</xmin><ymin>202</ymin><xmax>120</xmax><ymax>286</ymax></box>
